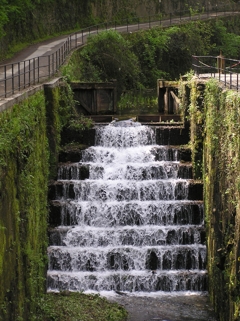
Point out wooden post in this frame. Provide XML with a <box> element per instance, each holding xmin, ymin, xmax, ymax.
<box><xmin>217</xmin><ymin>51</ymin><xmax>225</xmax><ymax>74</ymax></box>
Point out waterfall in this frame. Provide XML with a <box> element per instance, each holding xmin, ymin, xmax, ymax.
<box><xmin>47</xmin><ymin>122</ymin><xmax>206</xmax><ymax>294</ymax></box>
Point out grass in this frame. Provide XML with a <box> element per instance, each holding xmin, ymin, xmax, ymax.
<box><xmin>37</xmin><ymin>292</ymin><xmax>128</xmax><ymax>321</ymax></box>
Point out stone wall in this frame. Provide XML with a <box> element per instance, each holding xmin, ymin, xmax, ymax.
<box><xmin>0</xmin><ymin>80</ymin><xmax>67</xmax><ymax>320</ymax></box>
<box><xmin>0</xmin><ymin>91</ymin><xmax>49</xmax><ymax>320</ymax></box>
<box><xmin>180</xmin><ymin>78</ymin><xmax>240</xmax><ymax>321</ymax></box>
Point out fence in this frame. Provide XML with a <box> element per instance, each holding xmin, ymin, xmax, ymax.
<box><xmin>0</xmin><ymin>4</ymin><xmax>239</xmax><ymax>98</ymax></box>
<box><xmin>192</xmin><ymin>55</ymin><xmax>240</xmax><ymax>90</ymax></box>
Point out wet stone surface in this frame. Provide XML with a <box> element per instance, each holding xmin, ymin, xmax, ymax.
<box><xmin>109</xmin><ymin>294</ymin><xmax>217</xmax><ymax>321</ymax></box>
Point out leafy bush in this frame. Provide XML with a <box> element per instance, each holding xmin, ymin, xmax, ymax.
<box><xmin>63</xmin><ymin>30</ymin><xmax>140</xmax><ymax>92</ymax></box>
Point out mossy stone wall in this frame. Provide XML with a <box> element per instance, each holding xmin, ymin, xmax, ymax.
<box><xmin>182</xmin><ymin>78</ymin><xmax>240</xmax><ymax>321</ymax></box>
<box><xmin>0</xmin><ymin>86</ymin><xmax>63</xmax><ymax>320</ymax></box>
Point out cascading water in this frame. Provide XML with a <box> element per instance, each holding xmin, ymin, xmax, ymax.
<box><xmin>47</xmin><ymin>121</ymin><xmax>206</xmax><ymax>294</ymax></box>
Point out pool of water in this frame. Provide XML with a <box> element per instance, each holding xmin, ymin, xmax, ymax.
<box><xmin>108</xmin><ymin>293</ymin><xmax>217</xmax><ymax>321</ymax></box>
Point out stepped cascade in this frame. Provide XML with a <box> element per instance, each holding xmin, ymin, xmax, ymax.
<box><xmin>47</xmin><ymin>121</ymin><xmax>206</xmax><ymax>294</ymax></box>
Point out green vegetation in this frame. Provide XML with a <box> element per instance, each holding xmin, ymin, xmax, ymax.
<box><xmin>62</xmin><ymin>29</ymin><xmax>140</xmax><ymax>92</ymax></box>
<box><xmin>0</xmin><ymin>92</ymin><xmax>49</xmax><ymax>320</ymax></box>
<box><xmin>37</xmin><ymin>292</ymin><xmax>127</xmax><ymax>321</ymax></box>
<box><xmin>67</xmin><ymin>115</ymin><xmax>94</xmax><ymax>131</ymax></box>
<box><xmin>178</xmin><ymin>74</ymin><xmax>204</xmax><ymax>179</ymax></box>
<box><xmin>118</xmin><ymin>89</ymin><xmax>158</xmax><ymax>114</ymax></box>
<box><xmin>126</xmin><ymin>21</ymin><xmax>214</xmax><ymax>86</ymax></box>
<box><xmin>203</xmin><ymin>80</ymin><xmax>240</xmax><ymax>321</ymax></box>
<box><xmin>44</xmin><ymin>80</ymin><xmax>94</xmax><ymax>178</ymax></box>
<box><xmin>180</xmin><ymin>77</ymin><xmax>240</xmax><ymax>321</ymax></box>
<box><xmin>63</xmin><ymin>18</ymin><xmax>240</xmax><ymax>92</ymax></box>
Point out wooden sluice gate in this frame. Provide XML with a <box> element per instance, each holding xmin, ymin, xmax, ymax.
<box><xmin>72</xmin><ymin>79</ymin><xmax>182</xmax><ymax>125</ymax></box>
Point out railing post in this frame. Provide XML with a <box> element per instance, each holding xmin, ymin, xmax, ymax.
<box><xmin>48</xmin><ymin>55</ymin><xmax>51</xmax><ymax>78</ymax></box>
<box><xmin>138</xmin><ymin>17</ymin><xmax>140</xmax><ymax>30</ymax></box>
<box><xmin>52</xmin><ymin>53</ymin><xmax>54</xmax><ymax>76</ymax></box>
<box><xmin>18</xmin><ymin>62</ymin><xmax>20</xmax><ymax>91</ymax></box>
<box><xmin>33</xmin><ymin>58</ymin><xmax>35</xmax><ymax>85</ymax></box>
<box><xmin>24</xmin><ymin>61</ymin><xmax>26</xmax><ymax>89</ymax></box>
<box><xmin>37</xmin><ymin>57</ymin><xmax>40</xmax><ymax>83</ymax></box>
<box><xmin>29</xmin><ymin>59</ymin><xmax>31</xmax><ymax>86</ymax></box>
<box><xmin>127</xmin><ymin>18</ymin><xmax>128</xmax><ymax>32</ymax></box>
<box><xmin>56</xmin><ymin>51</ymin><xmax>58</xmax><ymax>72</ymax></box>
<box><xmin>4</xmin><ymin>65</ymin><xmax>7</xmax><ymax>98</ymax></box>
<box><xmin>149</xmin><ymin>16</ymin><xmax>151</xmax><ymax>28</ymax></box>
<box><xmin>59</xmin><ymin>48</ymin><xmax>61</xmax><ymax>67</ymax></box>
<box><xmin>12</xmin><ymin>64</ymin><xmax>14</xmax><ymax>95</ymax></box>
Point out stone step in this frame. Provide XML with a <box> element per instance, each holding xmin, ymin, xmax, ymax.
<box><xmin>47</xmin><ymin>270</ymin><xmax>208</xmax><ymax>292</ymax></box>
<box><xmin>47</xmin><ymin>244</ymin><xmax>206</xmax><ymax>272</ymax></box>
<box><xmin>155</xmin><ymin>126</ymin><xmax>190</xmax><ymax>145</ymax></box>
<box><xmin>48</xmin><ymin>179</ymin><xmax>203</xmax><ymax>202</ymax></box>
<box><xmin>48</xmin><ymin>200</ymin><xmax>204</xmax><ymax>227</ymax></box>
<box><xmin>57</xmin><ymin>162</ymin><xmax>193</xmax><ymax>180</ymax></box>
<box><xmin>58</xmin><ymin>145</ymin><xmax>192</xmax><ymax>163</ymax></box>
<box><xmin>48</xmin><ymin>225</ymin><xmax>206</xmax><ymax>247</ymax></box>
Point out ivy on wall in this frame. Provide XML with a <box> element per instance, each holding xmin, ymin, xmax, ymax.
<box><xmin>0</xmin><ymin>92</ymin><xmax>49</xmax><ymax>320</ymax></box>
<box><xmin>180</xmin><ymin>77</ymin><xmax>240</xmax><ymax>321</ymax></box>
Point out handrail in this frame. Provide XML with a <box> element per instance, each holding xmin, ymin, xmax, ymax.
<box><xmin>0</xmin><ymin>5</ymin><xmax>239</xmax><ymax>99</ymax></box>
<box><xmin>192</xmin><ymin>55</ymin><xmax>240</xmax><ymax>91</ymax></box>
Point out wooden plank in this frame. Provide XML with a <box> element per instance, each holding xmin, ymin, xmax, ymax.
<box><xmin>137</xmin><ymin>115</ymin><xmax>160</xmax><ymax>122</ymax></box>
<box><xmin>87</xmin><ymin>115</ymin><xmax>113</xmax><ymax>122</ymax></box>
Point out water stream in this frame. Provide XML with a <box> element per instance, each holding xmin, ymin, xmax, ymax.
<box><xmin>47</xmin><ymin>122</ymin><xmax>207</xmax><ymax>297</ymax></box>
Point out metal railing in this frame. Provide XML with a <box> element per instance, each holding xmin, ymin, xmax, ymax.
<box><xmin>0</xmin><ymin>5</ymin><xmax>239</xmax><ymax>98</ymax></box>
<box><xmin>192</xmin><ymin>55</ymin><xmax>240</xmax><ymax>90</ymax></box>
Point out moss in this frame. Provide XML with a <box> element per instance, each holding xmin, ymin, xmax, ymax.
<box><xmin>36</xmin><ymin>292</ymin><xmax>128</xmax><ymax>321</ymax></box>
<box><xmin>181</xmin><ymin>77</ymin><xmax>240</xmax><ymax>321</ymax></box>
<box><xmin>44</xmin><ymin>85</ymin><xmax>62</xmax><ymax>179</ymax></box>
<box><xmin>0</xmin><ymin>223</ymin><xmax>6</xmax><ymax>274</ymax></box>
<box><xmin>0</xmin><ymin>92</ymin><xmax>49</xmax><ymax>320</ymax></box>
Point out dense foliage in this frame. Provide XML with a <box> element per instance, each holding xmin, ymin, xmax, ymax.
<box><xmin>63</xmin><ymin>30</ymin><xmax>140</xmax><ymax>92</ymax></box>
<box><xmin>63</xmin><ymin>18</ymin><xmax>240</xmax><ymax>91</ymax></box>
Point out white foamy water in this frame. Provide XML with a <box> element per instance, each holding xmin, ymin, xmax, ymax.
<box><xmin>48</xmin><ymin>122</ymin><xmax>206</xmax><ymax>294</ymax></box>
